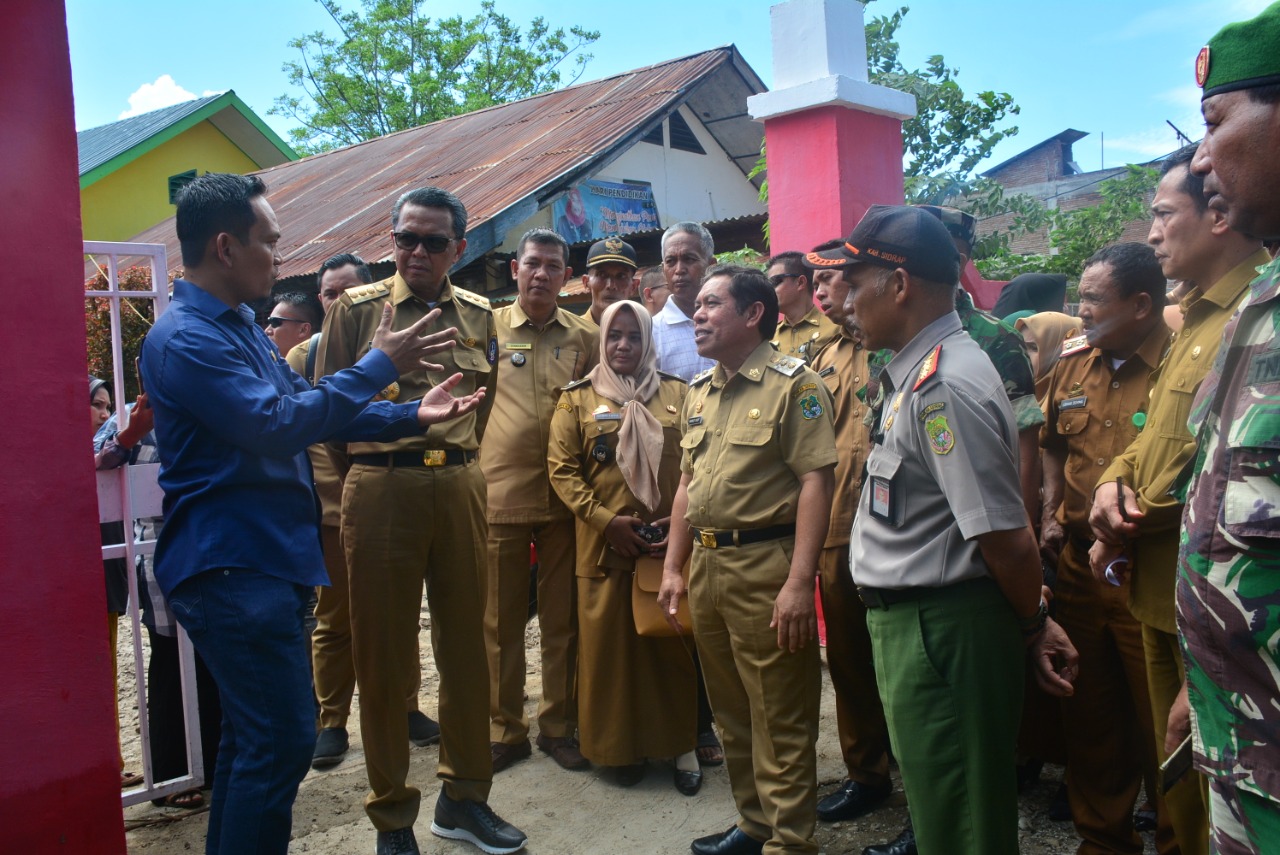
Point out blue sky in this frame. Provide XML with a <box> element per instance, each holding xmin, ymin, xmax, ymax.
<box><xmin>66</xmin><ymin>0</ymin><xmax>1274</xmax><ymax>175</ymax></box>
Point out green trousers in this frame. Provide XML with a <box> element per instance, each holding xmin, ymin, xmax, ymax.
<box><xmin>867</xmin><ymin>577</ymin><xmax>1023</xmax><ymax>855</ymax></box>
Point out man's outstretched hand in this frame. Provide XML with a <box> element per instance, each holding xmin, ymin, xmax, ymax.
<box><xmin>416</xmin><ymin>373</ymin><xmax>486</xmax><ymax>427</ymax></box>
<box><xmin>372</xmin><ymin>304</ymin><xmax>460</xmax><ymax>376</ymax></box>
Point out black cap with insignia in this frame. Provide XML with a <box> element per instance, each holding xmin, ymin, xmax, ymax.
<box><xmin>585</xmin><ymin>236</ymin><xmax>638</xmax><ymax>270</ymax></box>
<box><xmin>802</xmin><ymin>204</ymin><xmax>961</xmax><ymax>285</ymax></box>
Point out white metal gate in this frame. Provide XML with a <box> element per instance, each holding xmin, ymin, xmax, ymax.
<box><xmin>85</xmin><ymin>241</ymin><xmax>205</xmax><ymax>808</ymax></box>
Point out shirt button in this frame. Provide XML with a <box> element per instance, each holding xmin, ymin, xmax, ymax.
<box><xmin>715</xmin><ymin>429</ymin><xmax>722</xmax><ymax>436</ymax></box>
<box><xmin>1104</xmin><ymin>419</ymin><xmax>1113</xmax><ymax>427</ymax></box>
<box><xmin>1111</xmin><ymin>381</ymin><xmax>1120</xmax><ymax>389</ymax></box>
<box><xmin>1097</xmin><ymin>458</ymin><xmax>1105</xmax><ymax>466</ymax></box>
<box><xmin>705</xmin><ymin>467</ymin><xmax>711</xmax><ymax>474</ymax></box>
<box><xmin>699</xmin><ymin>506</ymin><xmax>707</xmax><ymax>514</ymax></box>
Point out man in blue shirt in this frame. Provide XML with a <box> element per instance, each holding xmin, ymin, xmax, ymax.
<box><xmin>140</xmin><ymin>172</ymin><xmax>485</xmax><ymax>855</ymax></box>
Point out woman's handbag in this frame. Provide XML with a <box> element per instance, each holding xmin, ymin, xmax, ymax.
<box><xmin>632</xmin><ymin>555</ymin><xmax>692</xmax><ymax>637</ymax></box>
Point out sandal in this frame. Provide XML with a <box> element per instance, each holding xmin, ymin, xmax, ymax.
<box><xmin>121</xmin><ymin>771</ymin><xmax>144</xmax><ymax>788</ymax></box>
<box><xmin>152</xmin><ymin>789</ymin><xmax>204</xmax><ymax>809</ymax></box>
<box><xmin>696</xmin><ymin>730</ymin><xmax>724</xmax><ymax>767</ymax></box>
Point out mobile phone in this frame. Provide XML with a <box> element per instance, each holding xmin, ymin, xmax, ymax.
<box><xmin>135</xmin><ymin>356</ymin><xmax>145</xmax><ymax>396</ymax></box>
<box><xmin>1161</xmin><ymin>735</ymin><xmax>1193</xmax><ymax>793</ymax></box>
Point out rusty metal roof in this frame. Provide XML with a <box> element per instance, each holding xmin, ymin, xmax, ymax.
<box><xmin>133</xmin><ymin>46</ymin><xmax>766</xmax><ymax>281</ymax></box>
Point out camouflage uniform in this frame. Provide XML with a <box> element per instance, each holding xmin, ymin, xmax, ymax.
<box><xmin>1177</xmin><ymin>257</ymin><xmax>1280</xmax><ymax>851</ymax></box>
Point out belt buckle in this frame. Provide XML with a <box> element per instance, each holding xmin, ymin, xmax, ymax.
<box><xmin>699</xmin><ymin>529</ymin><xmax>718</xmax><ymax>549</ymax></box>
<box><xmin>423</xmin><ymin>450</ymin><xmax>447</xmax><ymax>467</ymax></box>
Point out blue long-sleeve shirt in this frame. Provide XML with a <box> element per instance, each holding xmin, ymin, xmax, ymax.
<box><xmin>141</xmin><ymin>279</ymin><xmax>422</xmax><ymax>596</ymax></box>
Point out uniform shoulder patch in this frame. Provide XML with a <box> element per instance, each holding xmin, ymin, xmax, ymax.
<box><xmin>690</xmin><ymin>368</ymin><xmax>715</xmax><ymax>386</ymax></box>
<box><xmin>656</xmin><ymin>369</ymin><xmax>688</xmax><ymax>384</ymax></box>
<box><xmin>452</xmin><ymin>286</ymin><xmax>492</xmax><ymax>311</ymax></box>
<box><xmin>913</xmin><ymin>344</ymin><xmax>942</xmax><ymax>390</ymax></box>
<box><xmin>1060</xmin><ymin>334</ymin><xmax>1091</xmax><ymax>357</ymax></box>
<box><xmin>346</xmin><ymin>282</ymin><xmax>390</xmax><ymax>305</ymax></box>
<box><xmin>767</xmin><ymin>354</ymin><xmax>804</xmax><ymax>377</ymax></box>
<box><xmin>562</xmin><ymin>377</ymin><xmax>592</xmax><ymax>391</ymax></box>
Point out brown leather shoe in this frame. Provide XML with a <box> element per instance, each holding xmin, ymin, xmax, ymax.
<box><xmin>535</xmin><ymin>734</ymin><xmax>589</xmax><ymax>770</ymax></box>
<box><xmin>489</xmin><ymin>739</ymin><xmax>531</xmax><ymax>774</ymax></box>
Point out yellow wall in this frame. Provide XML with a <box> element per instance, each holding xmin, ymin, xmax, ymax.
<box><xmin>80</xmin><ymin>122</ymin><xmax>261</xmax><ymax>241</ymax></box>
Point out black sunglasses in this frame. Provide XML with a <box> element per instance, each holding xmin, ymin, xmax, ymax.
<box><xmin>393</xmin><ymin>231</ymin><xmax>455</xmax><ymax>254</ymax></box>
<box><xmin>266</xmin><ymin>316</ymin><xmax>306</xmax><ymax>328</ymax></box>
<box><xmin>768</xmin><ymin>273</ymin><xmax>800</xmax><ymax>287</ymax></box>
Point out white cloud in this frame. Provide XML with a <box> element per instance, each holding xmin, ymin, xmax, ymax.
<box><xmin>118</xmin><ymin>75</ymin><xmax>198</xmax><ymax>119</ymax></box>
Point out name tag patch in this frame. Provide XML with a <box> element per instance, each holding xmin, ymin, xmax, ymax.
<box><xmin>1060</xmin><ymin>396</ymin><xmax>1088</xmax><ymax>411</ymax></box>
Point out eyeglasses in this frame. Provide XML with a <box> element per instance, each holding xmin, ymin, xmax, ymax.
<box><xmin>393</xmin><ymin>231</ymin><xmax>455</xmax><ymax>254</ymax></box>
<box><xmin>769</xmin><ymin>274</ymin><xmax>800</xmax><ymax>287</ymax></box>
<box><xmin>266</xmin><ymin>316</ymin><xmax>306</xmax><ymax>328</ymax></box>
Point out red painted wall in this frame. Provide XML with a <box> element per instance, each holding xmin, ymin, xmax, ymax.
<box><xmin>0</xmin><ymin>3</ymin><xmax>128</xmax><ymax>851</ymax></box>
<box><xmin>764</xmin><ymin>106</ymin><xmax>906</xmax><ymax>254</ymax></box>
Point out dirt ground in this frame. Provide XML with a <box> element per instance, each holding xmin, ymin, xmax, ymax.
<box><xmin>118</xmin><ymin>607</ymin><xmax>1156</xmax><ymax>854</ymax></box>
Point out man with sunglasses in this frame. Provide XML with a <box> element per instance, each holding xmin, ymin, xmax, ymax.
<box><xmin>316</xmin><ymin>187</ymin><xmax>526</xmax><ymax>855</ymax></box>
<box><xmin>265</xmin><ymin>291</ymin><xmax>323</xmax><ymax>357</ymax></box>
<box><xmin>767</xmin><ymin>251</ymin><xmax>839</xmax><ymax>364</ymax></box>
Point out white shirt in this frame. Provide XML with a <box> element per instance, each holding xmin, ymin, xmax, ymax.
<box><xmin>651</xmin><ymin>299</ymin><xmax>714</xmax><ymax>381</ymax></box>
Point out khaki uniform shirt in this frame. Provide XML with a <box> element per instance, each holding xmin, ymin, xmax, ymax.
<box><xmin>773</xmin><ymin>305</ymin><xmax>841</xmax><ymax>364</ymax></box>
<box><xmin>547</xmin><ymin>377</ymin><xmax>686</xmax><ymax>577</ymax></box>
<box><xmin>1100</xmin><ymin>249</ymin><xmax>1270</xmax><ymax>632</ymax></box>
<box><xmin>809</xmin><ymin>328</ymin><xmax>872</xmax><ymax>548</ymax></box>
<box><xmin>480</xmin><ymin>301</ymin><xmax>598</xmax><ymax>524</ymax></box>
<box><xmin>1040</xmin><ymin>322</ymin><xmax>1170</xmax><ymax>538</ymax></box>
<box><xmin>314</xmin><ymin>273</ymin><xmax>497</xmax><ymax>454</ymax></box>
<box><xmin>680</xmin><ymin>341</ymin><xmax>837</xmax><ymax>530</ymax></box>
<box><xmin>286</xmin><ymin>336</ymin><xmax>346</xmax><ymax>527</ymax></box>
<box><xmin>851</xmin><ymin>313</ymin><xmax>1025</xmax><ymax>589</ymax></box>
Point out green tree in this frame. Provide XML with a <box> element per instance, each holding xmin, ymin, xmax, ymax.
<box><xmin>85</xmin><ymin>264</ymin><xmax>159</xmax><ymax>404</ymax></box>
<box><xmin>975</xmin><ymin>164</ymin><xmax>1159</xmax><ymax>284</ymax></box>
<box><xmin>272</xmin><ymin>0</ymin><xmax>599</xmax><ymax>154</ymax></box>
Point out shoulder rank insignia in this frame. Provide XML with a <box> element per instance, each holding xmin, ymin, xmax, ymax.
<box><xmin>561</xmin><ymin>377</ymin><xmax>591</xmax><ymax>391</ymax></box>
<box><xmin>913</xmin><ymin>344</ymin><xmax>942</xmax><ymax>390</ymax></box>
<box><xmin>346</xmin><ymin>282</ymin><xmax>391</xmax><ymax>306</ymax></box>
<box><xmin>1060</xmin><ymin>334</ymin><xmax>1090</xmax><ymax>357</ymax></box>
<box><xmin>767</xmin><ymin>354</ymin><xmax>804</xmax><ymax>377</ymax></box>
<box><xmin>452</xmin><ymin>286</ymin><xmax>492</xmax><ymax>311</ymax></box>
<box><xmin>656</xmin><ymin>370</ymin><xmax>688</xmax><ymax>384</ymax></box>
<box><xmin>690</xmin><ymin>368</ymin><xmax>715</xmax><ymax>386</ymax></box>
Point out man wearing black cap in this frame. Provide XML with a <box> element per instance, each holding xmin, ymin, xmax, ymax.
<box><xmin>820</xmin><ymin>205</ymin><xmax>1077</xmax><ymax>855</ymax></box>
<box><xmin>581</xmin><ymin>237</ymin><xmax>638</xmax><ymax>325</ymax></box>
<box><xmin>1173</xmin><ymin>5</ymin><xmax>1280</xmax><ymax>849</ymax></box>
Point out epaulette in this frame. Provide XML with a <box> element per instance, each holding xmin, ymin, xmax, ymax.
<box><xmin>690</xmin><ymin>368</ymin><xmax>715</xmax><ymax>386</ymax></box>
<box><xmin>562</xmin><ymin>377</ymin><xmax>591</xmax><ymax>391</ymax></box>
<box><xmin>452</xmin><ymin>286</ymin><xmax>492</xmax><ymax>311</ymax></box>
<box><xmin>766</xmin><ymin>353</ymin><xmax>804</xmax><ymax>377</ymax></box>
<box><xmin>656</xmin><ymin>370</ymin><xmax>687</xmax><ymax>384</ymax></box>
<box><xmin>1060</xmin><ymin>334</ymin><xmax>1091</xmax><ymax>357</ymax></box>
<box><xmin>346</xmin><ymin>282</ymin><xmax>390</xmax><ymax>306</ymax></box>
<box><xmin>913</xmin><ymin>344</ymin><xmax>942</xmax><ymax>391</ymax></box>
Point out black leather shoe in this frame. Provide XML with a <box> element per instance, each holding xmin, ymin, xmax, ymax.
<box><xmin>816</xmin><ymin>778</ymin><xmax>892</xmax><ymax>822</ymax></box>
<box><xmin>674</xmin><ymin>767</ymin><xmax>703</xmax><ymax>796</ymax></box>
<box><xmin>691</xmin><ymin>826</ymin><xmax>765</xmax><ymax>855</ymax></box>
<box><xmin>614</xmin><ymin>763</ymin><xmax>646</xmax><ymax>787</ymax></box>
<box><xmin>862</xmin><ymin>822</ymin><xmax>916</xmax><ymax>855</ymax></box>
<box><xmin>408</xmin><ymin>710</ymin><xmax>441</xmax><ymax>747</ymax></box>
<box><xmin>376</xmin><ymin>827</ymin><xmax>421</xmax><ymax>855</ymax></box>
<box><xmin>431</xmin><ymin>791</ymin><xmax>527</xmax><ymax>854</ymax></box>
<box><xmin>311</xmin><ymin>726</ymin><xmax>348</xmax><ymax>770</ymax></box>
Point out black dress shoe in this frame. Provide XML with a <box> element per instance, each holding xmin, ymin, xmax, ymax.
<box><xmin>691</xmin><ymin>826</ymin><xmax>765</xmax><ymax>855</ymax></box>
<box><xmin>862</xmin><ymin>822</ymin><xmax>916</xmax><ymax>855</ymax></box>
<box><xmin>614</xmin><ymin>763</ymin><xmax>646</xmax><ymax>787</ymax></box>
<box><xmin>816</xmin><ymin>778</ymin><xmax>892</xmax><ymax>822</ymax></box>
<box><xmin>674</xmin><ymin>767</ymin><xmax>703</xmax><ymax>796</ymax></box>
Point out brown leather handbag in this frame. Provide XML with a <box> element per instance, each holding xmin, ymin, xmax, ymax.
<box><xmin>632</xmin><ymin>555</ymin><xmax>692</xmax><ymax>637</ymax></box>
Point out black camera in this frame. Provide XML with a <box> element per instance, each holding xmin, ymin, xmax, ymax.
<box><xmin>636</xmin><ymin>524</ymin><xmax>665</xmax><ymax>544</ymax></box>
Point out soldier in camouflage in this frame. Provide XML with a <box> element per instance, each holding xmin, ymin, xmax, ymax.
<box><xmin>1175</xmin><ymin>5</ymin><xmax>1280</xmax><ymax>851</ymax></box>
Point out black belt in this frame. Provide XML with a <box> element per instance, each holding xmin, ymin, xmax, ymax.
<box><xmin>694</xmin><ymin>523</ymin><xmax>795</xmax><ymax>549</ymax></box>
<box><xmin>350</xmin><ymin>450</ymin><xmax>476</xmax><ymax>468</ymax></box>
<box><xmin>858</xmin><ymin>576</ymin><xmax>990</xmax><ymax>609</ymax></box>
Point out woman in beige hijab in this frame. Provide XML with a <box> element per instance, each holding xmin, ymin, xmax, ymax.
<box><xmin>547</xmin><ymin>301</ymin><xmax>700</xmax><ymax>794</ymax></box>
<box><xmin>1015</xmin><ymin>311</ymin><xmax>1081</xmax><ymax>403</ymax></box>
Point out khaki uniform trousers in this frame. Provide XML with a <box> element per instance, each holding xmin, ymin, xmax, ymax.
<box><xmin>313</xmin><ymin>524</ymin><xmax>421</xmax><ymax>729</ymax></box>
<box><xmin>1143</xmin><ymin>621</ymin><xmax>1210</xmax><ymax>855</ymax></box>
<box><xmin>486</xmin><ymin>518</ymin><xmax>577</xmax><ymax>743</ymax></box>
<box><xmin>1056</xmin><ymin>539</ymin><xmax>1176</xmax><ymax>855</ymax></box>
<box><xmin>344</xmin><ymin>461</ymin><xmax>492</xmax><ymax>832</ymax></box>
<box><xmin>690</xmin><ymin>537</ymin><xmax>821</xmax><ymax>855</ymax></box>
<box><xmin>817</xmin><ymin>545</ymin><xmax>890</xmax><ymax>787</ymax></box>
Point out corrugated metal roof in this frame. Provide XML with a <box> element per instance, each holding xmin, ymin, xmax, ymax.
<box><xmin>77</xmin><ymin>93</ymin><xmax>225</xmax><ymax>176</ymax></box>
<box><xmin>132</xmin><ymin>47</ymin><xmax>766</xmax><ymax>281</ymax></box>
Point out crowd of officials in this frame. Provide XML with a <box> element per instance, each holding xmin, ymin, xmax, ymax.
<box><xmin>96</xmin><ymin>6</ymin><xmax>1279</xmax><ymax>855</ymax></box>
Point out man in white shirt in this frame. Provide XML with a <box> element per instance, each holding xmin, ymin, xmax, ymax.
<box><xmin>652</xmin><ymin>222</ymin><xmax>716</xmax><ymax>380</ymax></box>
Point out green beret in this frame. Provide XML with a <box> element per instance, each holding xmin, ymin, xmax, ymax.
<box><xmin>1198</xmin><ymin>1</ymin><xmax>1280</xmax><ymax>98</ymax></box>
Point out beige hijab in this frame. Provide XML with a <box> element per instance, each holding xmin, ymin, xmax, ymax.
<box><xmin>1016</xmin><ymin>311</ymin><xmax>1081</xmax><ymax>401</ymax></box>
<box><xmin>588</xmin><ymin>301</ymin><xmax>664</xmax><ymax>512</ymax></box>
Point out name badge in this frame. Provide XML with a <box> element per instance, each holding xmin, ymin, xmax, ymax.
<box><xmin>594</xmin><ymin>412</ymin><xmax>621</xmax><ymax>421</ymax></box>
<box><xmin>1059</xmin><ymin>396</ymin><xmax>1088</xmax><ymax>411</ymax></box>
<box><xmin>869</xmin><ymin>476</ymin><xmax>898</xmax><ymax>526</ymax></box>
<box><xmin>687</xmin><ymin>416</ymin><xmax>703</xmax><ymax>426</ymax></box>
